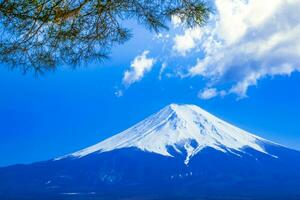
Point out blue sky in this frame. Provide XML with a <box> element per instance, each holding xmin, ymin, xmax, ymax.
<box><xmin>1</xmin><ymin>0</ymin><xmax>300</xmax><ymax>167</ymax></box>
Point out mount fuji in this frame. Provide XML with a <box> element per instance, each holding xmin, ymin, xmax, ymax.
<box><xmin>1</xmin><ymin>104</ymin><xmax>300</xmax><ymax>200</ymax></box>
<box><xmin>58</xmin><ymin>104</ymin><xmax>278</xmax><ymax>164</ymax></box>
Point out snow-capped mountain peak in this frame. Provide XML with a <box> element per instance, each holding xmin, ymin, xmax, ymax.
<box><xmin>60</xmin><ymin>104</ymin><xmax>277</xmax><ymax>164</ymax></box>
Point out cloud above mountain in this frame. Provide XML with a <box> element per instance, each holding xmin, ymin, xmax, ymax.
<box><xmin>122</xmin><ymin>0</ymin><xmax>300</xmax><ymax>99</ymax></box>
<box><xmin>123</xmin><ymin>50</ymin><xmax>156</xmax><ymax>86</ymax></box>
<box><xmin>173</xmin><ymin>27</ymin><xmax>203</xmax><ymax>56</ymax></box>
<box><xmin>179</xmin><ymin>0</ymin><xmax>300</xmax><ymax>98</ymax></box>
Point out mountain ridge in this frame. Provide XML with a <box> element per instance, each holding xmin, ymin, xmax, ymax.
<box><xmin>58</xmin><ymin>103</ymin><xmax>280</xmax><ymax>164</ymax></box>
<box><xmin>1</xmin><ymin>103</ymin><xmax>300</xmax><ymax>200</ymax></box>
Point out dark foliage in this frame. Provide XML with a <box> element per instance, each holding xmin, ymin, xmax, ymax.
<box><xmin>0</xmin><ymin>0</ymin><xmax>210</xmax><ymax>74</ymax></box>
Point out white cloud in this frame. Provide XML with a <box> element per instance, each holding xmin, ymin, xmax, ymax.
<box><xmin>154</xmin><ymin>33</ymin><xmax>170</xmax><ymax>43</ymax></box>
<box><xmin>171</xmin><ymin>15</ymin><xmax>183</xmax><ymax>28</ymax></box>
<box><xmin>122</xmin><ymin>0</ymin><xmax>300</xmax><ymax>99</ymax></box>
<box><xmin>179</xmin><ymin>0</ymin><xmax>300</xmax><ymax>98</ymax></box>
<box><xmin>123</xmin><ymin>50</ymin><xmax>156</xmax><ymax>86</ymax></box>
<box><xmin>114</xmin><ymin>89</ymin><xmax>124</xmax><ymax>97</ymax></box>
<box><xmin>159</xmin><ymin>62</ymin><xmax>167</xmax><ymax>80</ymax></box>
<box><xmin>198</xmin><ymin>88</ymin><xmax>226</xmax><ymax>100</ymax></box>
<box><xmin>173</xmin><ymin>27</ymin><xmax>203</xmax><ymax>55</ymax></box>
<box><xmin>198</xmin><ymin>88</ymin><xmax>218</xmax><ymax>99</ymax></box>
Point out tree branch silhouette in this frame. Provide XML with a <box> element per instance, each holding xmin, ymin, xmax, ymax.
<box><xmin>0</xmin><ymin>0</ymin><xmax>210</xmax><ymax>74</ymax></box>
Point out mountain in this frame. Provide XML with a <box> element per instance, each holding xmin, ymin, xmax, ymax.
<box><xmin>59</xmin><ymin>104</ymin><xmax>277</xmax><ymax>164</ymax></box>
<box><xmin>1</xmin><ymin>104</ymin><xmax>300</xmax><ymax>200</ymax></box>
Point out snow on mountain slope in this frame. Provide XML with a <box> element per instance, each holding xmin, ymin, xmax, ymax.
<box><xmin>58</xmin><ymin>104</ymin><xmax>278</xmax><ymax>164</ymax></box>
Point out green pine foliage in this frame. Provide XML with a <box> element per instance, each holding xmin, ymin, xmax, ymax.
<box><xmin>0</xmin><ymin>0</ymin><xmax>210</xmax><ymax>73</ymax></box>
